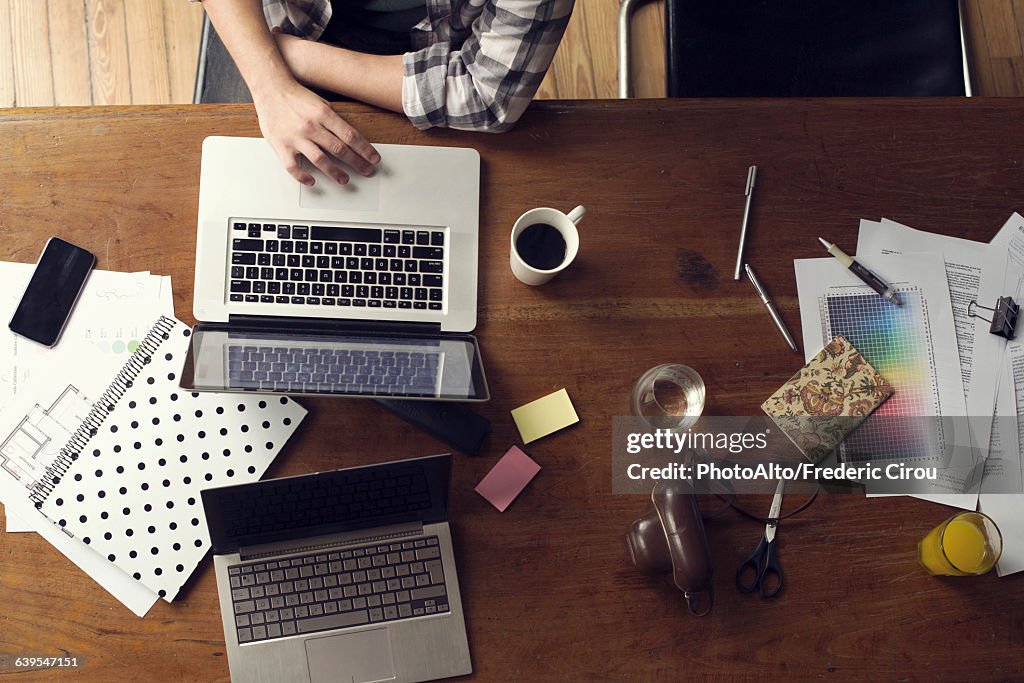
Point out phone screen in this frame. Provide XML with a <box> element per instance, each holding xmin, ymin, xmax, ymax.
<box><xmin>9</xmin><ymin>238</ymin><xmax>96</xmax><ymax>347</ymax></box>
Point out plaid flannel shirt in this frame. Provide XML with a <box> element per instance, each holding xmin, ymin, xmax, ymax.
<box><xmin>259</xmin><ymin>0</ymin><xmax>573</xmax><ymax>131</ymax></box>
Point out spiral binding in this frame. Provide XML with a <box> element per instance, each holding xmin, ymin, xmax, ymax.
<box><xmin>30</xmin><ymin>316</ymin><xmax>178</xmax><ymax>507</ymax></box>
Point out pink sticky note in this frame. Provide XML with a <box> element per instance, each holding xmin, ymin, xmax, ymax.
<box><xmin>475</xmin><ymin>446</ymin><xmax>541</xmax><ymax>512</ymax></box>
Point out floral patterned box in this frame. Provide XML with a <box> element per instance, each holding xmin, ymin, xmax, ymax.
<box><xmin>761</xmin><ymin>336</ymin><xmax>894</xmax><ymax>464</ymax></box>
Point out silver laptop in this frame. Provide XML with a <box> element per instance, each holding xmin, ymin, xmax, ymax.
<box><xmin>181</xmin><ymin>136</ymin><xmax>488</xmax><ymax>401</ymax></box>
<box><xmin>201</xmin><ymin>453</ymin><xmax>471</xmax><ymax>683</ymax></box>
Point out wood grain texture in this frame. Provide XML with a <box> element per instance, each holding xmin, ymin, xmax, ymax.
<box><xmin>86</xmin><ymin>0</ymin><xmax>131</xmax><ymax>105</ymax></box>
<box><xmin>124</xmin><ymin>0</ymin><xmax>171</xmax><ymax>104</ymax></box>
<box><xmin>0</xmin><ymin>0</ymin><xmax>14</xmax><ymax>107</ymax></box>
<box><xmin>961</xmin><ymin>0</ymin><xmax>989</xmax><ymax>95</ymax></box>
<box><xmin>48</xmin><ymin>0</ymin><xmax>93</xmax><ymax>106</ymax></box>
<box><xmin>977</xmin><ymin>0</ymin><xmax>1021</xmax><ymax>58</ymax></box>
<box><xmin>581</xmin><ymin>0</ymin><xmax>618</xmax><ymax>99</ymax></box>
<box><xmin>629</xmin><ymin>0</ymin><xmax>665</xmax><ymax>98</ymax></box>
<box><xmin>10</xmin><ymin>0</ymin><xmax>54</xmax><ymax>106</ymax></box>
<box><xmin>549</xmin><ymin>0</ymin><xmax>598</xmax><ymax>99</ymax></box>
<box><xmin>1</xmin><ymin>100</ymin><xmax>1024</xmax><ymax>680</ymax></box>
<box><xmin>163</xmin><ymin>0</ymin><xmax>204</xmax><ymax>104</ymax></box>
<box><xmin>535</xmin><ymin>68</ymin><xmax>559</xmax><ymax>100</ymax></box>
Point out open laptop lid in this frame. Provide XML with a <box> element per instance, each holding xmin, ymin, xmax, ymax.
<box><xmin>202</xmin><ymin>453</ymin><xmax>452</xmax><ymax>555</ymax></box>
<box><xmin>179</xmin><ymin>318</ymin><xmax>489</xmax><ymax>401</ymax></box>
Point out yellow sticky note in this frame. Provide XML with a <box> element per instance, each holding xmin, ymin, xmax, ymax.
<box><xmin>511</xmin><ymin>388</ymin><xmax>579</xmax><ymax>443</ymax></box>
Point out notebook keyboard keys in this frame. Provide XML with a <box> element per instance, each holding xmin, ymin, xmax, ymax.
<box><xmin>227</xmin><ymin>536</ymin><xmax>448</xmax><ymax>642</ymax></box>
<box><xmin>296</xmin><ymin>611</ymin><xmax>368</xmax><ymax>634</ymax></box>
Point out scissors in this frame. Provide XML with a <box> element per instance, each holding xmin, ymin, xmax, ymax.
<box><xmin>735</xmin><ymin>479</ymin><xmax>785</xmax><ymax>598</ymax></box>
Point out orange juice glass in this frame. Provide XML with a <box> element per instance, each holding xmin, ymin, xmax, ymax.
<box><xmin>917</xmin><ymin>511</ymin><xmax>1002</xmax><ymax>576</ymax></box>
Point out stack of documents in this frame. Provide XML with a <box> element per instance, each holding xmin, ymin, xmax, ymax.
<box><xmin>0</xmin><ymin>266</ymin><xmax>174</xmax><ymax>532</ymax></box>
<box><xmin>0</xmin><ymin>266</ymin><xmax>174</xmax><ymax>614</ymax></box>
<box><xmin>794</xmin><ymin>215</ymin><xmax>1024</xmax><ymax>576</ymax></box>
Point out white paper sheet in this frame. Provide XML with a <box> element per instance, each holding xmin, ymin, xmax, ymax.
<box><xmin>1</xmin><ymin>266</ymin><xmax>174</xmax><ymax>532</ymax></box>
<box><xmin>794</xmin><ymin>253</ymin><xmax>978</xmax><ymax>508</ymax></box>
<box><xmin>979</xmin><ymin>345</ymin><xmax>1024</xmax><ymax>576</ymax></box>
<box><xmin>989</xmin><ymin>212</ymin><xmax>1024</xmax><ymax>267</ymax></box>
<box><xmin>0</xmin><ymin>316</ymin><xmax>307</xmax><ymax>611</ymax></box>
<box><xmin>856</xmin><ymin>218</ymin><xmax>1009</xmax><ymax>460</ymax></box>
<box><xmin>979</xmin><ymin>362</ymin><xmax>1021</xmax><ymax>494</ymax></box>
<box><xmin>34</xmin><ymin>318</ymin><xmax>307</xmax><ymax>601</ymax></box>
<box><xmin>0</xmin><ymin>341</ymin><xmax>160</xmax><ymax>616</ymax></box>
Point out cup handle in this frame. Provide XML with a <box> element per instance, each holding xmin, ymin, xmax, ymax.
<box><xmin>567</xmin><ymin>205</ymin><xmax>586</xmax><ymax>225</ymax></box>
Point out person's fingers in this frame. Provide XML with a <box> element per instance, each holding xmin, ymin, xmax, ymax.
<box><xmin>297</xmin><ymin>139</ymin><xmax>350</xmax><ymax>185</ymax></box>
<box><xmin>270</xmin><ymin>140</ymin><xmax>315</xmax><ymax>186</ymax></box>
<box><xmin>310</xmin><ymin>129</ymin><xmax>377</xmax><ymax>178</ymax></box>
<box><xmin>320</xmin><ymin>114</ymin><xmax>381</xmax><ymax>170</ymax></box>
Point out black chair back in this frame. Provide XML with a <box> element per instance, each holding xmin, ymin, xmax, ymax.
<box><xmin>665</xmin><ymin>0</ymin><xmax>969</xmax><ymax>97</ymax></box>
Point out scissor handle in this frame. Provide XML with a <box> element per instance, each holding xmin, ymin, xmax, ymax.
<box><xmin>757</xmin><ymin>539</ymin><xmax>782</xmax><ymax>598</ymax></box>
<box><xmin>735</xmin><ymin>535</ymin><xmax>769</xmax><ymax>593</ymax></box>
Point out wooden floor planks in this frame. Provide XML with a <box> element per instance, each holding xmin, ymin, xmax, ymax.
<box><xmin>49</xmin><ymin>0</ymin><xmax>92</xmax><ymax>105</ymax></box>
<box><xmin>11</xmin><ymin>0</ymin><xmax>55</xmax><ymax>106</ymax></box>
<box><xmin>1</xmin><ymin>0</ymin><xmax>1023</xmax><ymax>107</ymax></box>
<box><xmin>86</xmin><ymin>0</ymin><xmax>133</xmax><ymax>105</ymax></box>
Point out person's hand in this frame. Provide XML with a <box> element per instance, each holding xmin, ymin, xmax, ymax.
<box><xmin>251</xmin><ymin>66</ymin><xmax>380</xmax><ymax>186</ymax></box>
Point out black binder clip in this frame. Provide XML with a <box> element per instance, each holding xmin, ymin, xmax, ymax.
<box><xmin>968</xmin><ymin>297</ymin><xmax>1019</xmax><ymax>340</ymax></box>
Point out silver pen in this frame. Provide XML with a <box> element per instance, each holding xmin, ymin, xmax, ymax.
<box><xmin>745</xmin><ymin>264</ymin><xmax>799</xmax><ymax>353</ymax></box>
<box><xmin>734</xmin><ymin>165</ymin><xmax>757</xmax><ymax>280</ymax></box>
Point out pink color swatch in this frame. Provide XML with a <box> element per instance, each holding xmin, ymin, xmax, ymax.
<box><xmin>475</xmin><ymin>446</ymin><xmax>541</xmax><ymax>512</ymax></box>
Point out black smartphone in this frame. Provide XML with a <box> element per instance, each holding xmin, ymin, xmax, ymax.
<box><xmin>9</xmin><ymin>237</ymin><xmax>96</xmax><ymax>347</ymax></box>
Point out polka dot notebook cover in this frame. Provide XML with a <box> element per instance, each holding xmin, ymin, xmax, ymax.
<box><xmin>33</xmin><ymin>316</ymin><xmax>307</xmax><ymax>602</ymax></box>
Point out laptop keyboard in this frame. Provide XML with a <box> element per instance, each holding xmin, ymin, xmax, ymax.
<box><xmin>227</xmin><ymin>345</ymin><xmax>441</xmax><ymax>395</ymax></box>
<box><xmin>229</xmin><ymin>220</ymin><xmax>446</xmax><ymax>310</ymax></box>
<box><xmin>230</xmin><ymin>536</ymin><xmax>449</xmax><ymax>644</ymax></box>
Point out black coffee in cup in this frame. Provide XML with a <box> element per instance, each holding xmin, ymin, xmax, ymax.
<box><xmin>515</xmin><ymin>223</ymin><xmax>566</xmax><ymax>270</ymax></box>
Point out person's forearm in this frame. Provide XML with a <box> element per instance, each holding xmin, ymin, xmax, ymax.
<box><xmin>278</xmin><ymin>38</ymin><xmax>404</xmax><ymax>113</ymax></box>
<box><xmin>201</xmin><ymin>0</ymin><xmax>298</xmax><ymax>99</ymax></box>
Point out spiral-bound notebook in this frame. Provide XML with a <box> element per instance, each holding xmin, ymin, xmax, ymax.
<box><xmin>25</xmin><ymin>315</ymin><xmax>306</xmax><ymax>602</ymax></box>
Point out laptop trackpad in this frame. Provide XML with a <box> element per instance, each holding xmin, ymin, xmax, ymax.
<box><xmin>299</xmin><ymin>163</ymin><xmax>382</xmax><ymax>213</ymax></box>
<box><xmin>306</xmin><ymin>628</ymin><xmax>395</xmax><ymax>683</ymax></box>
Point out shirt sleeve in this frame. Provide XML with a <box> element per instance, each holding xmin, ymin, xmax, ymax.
<box><xmin>402</xmin><ymin>0</ymin><xmax>573</xmax><ymax>132</ymax></box>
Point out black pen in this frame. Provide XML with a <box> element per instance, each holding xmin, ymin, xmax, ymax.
<box><xmin>818</xmin><ymin>237</ymin><xmax>902</xmax><ymax>306</ymax></box>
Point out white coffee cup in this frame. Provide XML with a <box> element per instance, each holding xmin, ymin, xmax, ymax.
<box><xmin>510</xmin><ymin>205</ymin><xmax>586</xmax><ymax>286</ymax></box>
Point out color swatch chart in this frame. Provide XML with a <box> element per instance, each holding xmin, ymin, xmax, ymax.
<box><xmin>820</xmin><ymin>288</ymin><xmax>944</xmax><ymax>463</ymax></box>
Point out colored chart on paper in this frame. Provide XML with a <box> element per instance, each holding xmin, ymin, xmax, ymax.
<box><xmin>820</xmin><ymin>288</ymin><xmax>943</xmax><ymax>462</ymax></box>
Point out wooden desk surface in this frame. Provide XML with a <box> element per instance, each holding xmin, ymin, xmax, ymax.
<box><xmin>1</xmin><ymin>99</ymin><xmax>1023</xmax><ymax>681</ymax></box>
